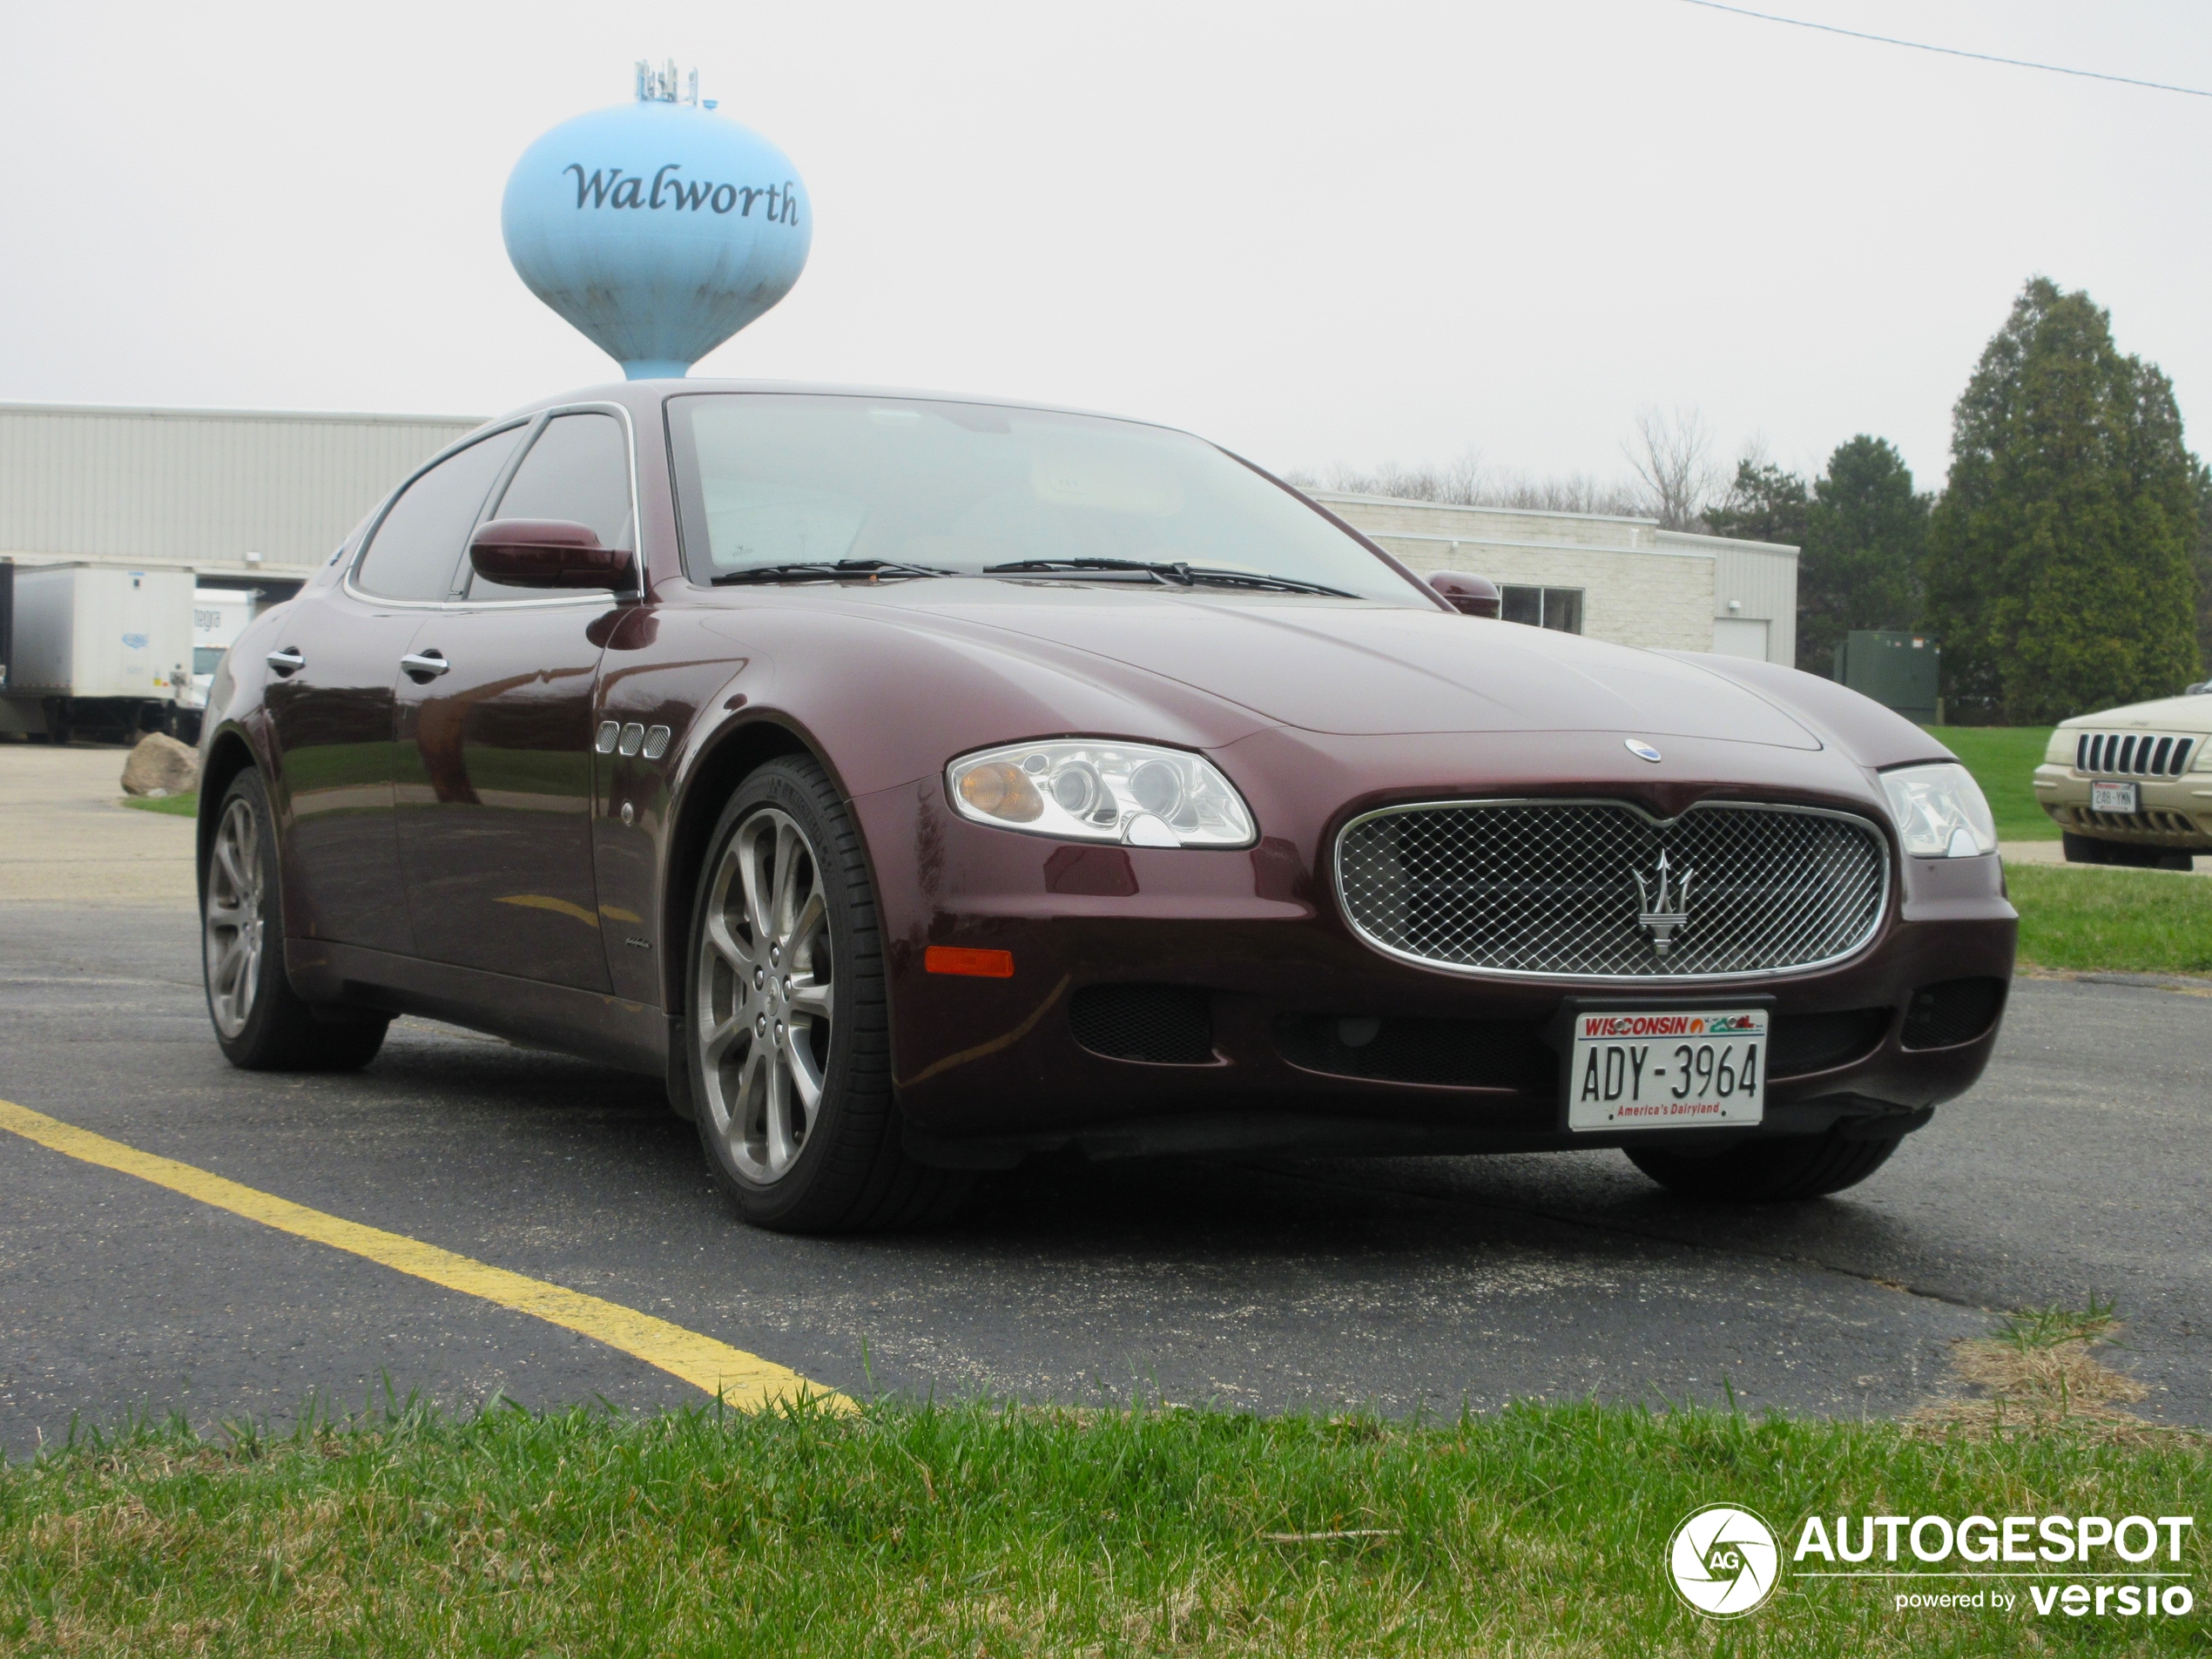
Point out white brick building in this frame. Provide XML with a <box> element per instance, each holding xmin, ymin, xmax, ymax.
<box><xmin>1313</xmin><ymin>492</ymin><xmax>1798</xmax><ymax>667</ymax></box>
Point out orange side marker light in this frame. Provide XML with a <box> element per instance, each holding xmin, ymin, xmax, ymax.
<box><xmin>926</xmin><ymin>946</ymin><xmax>1015</xmax><ymax>978</ymax></box>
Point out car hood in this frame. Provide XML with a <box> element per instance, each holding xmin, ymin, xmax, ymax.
<box><xmin>902</xmin><ymin>587</ymin><xmax>1824</xmax><ymax>748</ymax></box>
<box><xmin>2057</xmin><ymin>691</ymin><xmax>2212</xmax><ymax>733</ymax></box>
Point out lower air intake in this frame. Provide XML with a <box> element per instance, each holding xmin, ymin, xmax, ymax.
<box><xmin>1901</xmin><ymin>978</ymin><xmax>2006</xmax><ymax>1050</ymax></box>
<box><xmin>1070</xmin><ymin>985</ymin><xmax>1215</xmax><ymax>1065</ymax></box>
<box><xmin>1273</xmin><ymin>1015</ymin><xmax>1557</xmax><ymax>1089</ymax></box>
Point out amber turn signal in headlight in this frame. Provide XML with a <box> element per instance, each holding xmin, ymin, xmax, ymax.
<box><xmin>946</xmin><ymin>739</ymin><xmax>1256</xmax><ymax>848</ymax></box>
<box><xmin>956</xmin><ymin>762</ymin><xmax>1042</xmax><ymax>822</ymax></box>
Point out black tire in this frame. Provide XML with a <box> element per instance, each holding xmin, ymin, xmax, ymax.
<box><xmin>202</xmin><ymin>768</ymin><xmax>388</xmax><ymax>1071</ymax></box>
<box><xmin>2063</xmin><ymin>831</ymin><xmax>2119</xmax><ymax>864</ymax></box>
<box><xmin>2064</xmin><ymin>832</ymin><xmax>2191</xmax><ymax>870</ymax></box>
<box><xmin>1624</xmin><ymin>1129</ymin><xmax>1902</xmax><ymax>1203</ymax></box>
<box><xmin>685</xmin><ymin>756</ymin><xmax>968</xmax><ymax>1233</ymax></box>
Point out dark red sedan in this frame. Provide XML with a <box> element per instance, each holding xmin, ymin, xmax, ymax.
<box><xmin>197</xmin><ymin>382</ymin><xmax>2015</xmax><ymax>1231</ymax></box>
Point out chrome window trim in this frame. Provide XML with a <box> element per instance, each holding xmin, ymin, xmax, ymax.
<box><xmin>1331</xmin><ymin>796</ymin><xmax>1894</xmax><ymax>983</ymax></box>
<box><xmin>344</xmin><ymin>400</ymin><xmax>642</xmax><ymax>611</ymax></box>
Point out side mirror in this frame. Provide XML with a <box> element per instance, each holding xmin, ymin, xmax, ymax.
<box><xmin>469</xmin><ymin>519</ymin><xmax>636</xmax><ymax>590</ymax></box>
<box><xmin>1428</xmin><ymin>570</ymin><xmax>1501</xmax><ymax>618</ymax></box>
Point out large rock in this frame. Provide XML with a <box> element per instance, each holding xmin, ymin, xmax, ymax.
<box><xmin>121</xmin><ymin>732</ymin><xmax>199</xmax><ymax>798</ymax></box>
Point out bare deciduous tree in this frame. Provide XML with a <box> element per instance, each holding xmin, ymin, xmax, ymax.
<box><xmin>1293</xmin><ymin>407</ymin><xmax>1732</xmax><ymax>527</ymax></box>
<box><xmin>1286</xmin><ymin>451</ymin><xmax>1646</xmax><ymax>517</ymax></box>
<box><xmin>1622</xmin><ymin>406</ymin><xmax>1723</xmax><ymax>531</ymax></box>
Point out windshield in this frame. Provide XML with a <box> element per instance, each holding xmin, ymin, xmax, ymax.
<box><xmin>665</xmin><ymin>394</ymin><xmax>1429</xmax><ymax>603</ymax></box>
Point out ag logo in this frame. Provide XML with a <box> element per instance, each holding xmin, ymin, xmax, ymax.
<box><xmin>1667</xmin><ymin>1504</ymin><xmax>1781</xmax><ymax>1617</ymax></box>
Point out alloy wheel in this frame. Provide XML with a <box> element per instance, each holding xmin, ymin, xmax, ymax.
<box><xmin>204</xmin><ymin>795</ymin><xmax>264</xmax><ymax>1039</ymax></box>
<box><xmin>695</xmin><ymin>806</ymin><xmax>837</xmax><ymax>1184</ymax></box>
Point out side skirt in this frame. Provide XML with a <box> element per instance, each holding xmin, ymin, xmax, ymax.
<box><xmin>285</xmin><ymin>939</ymin><xmax>667</xmax><ymax>1078</ymax></box>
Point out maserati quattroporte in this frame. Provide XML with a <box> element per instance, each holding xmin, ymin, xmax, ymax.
<box><xmin>197</xmin><ymin>383</ymin><xmax>2016</xmax><ymax>1230</ymax></box>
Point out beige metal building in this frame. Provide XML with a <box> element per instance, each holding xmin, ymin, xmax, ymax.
<box><xmin>1316</xmin><ymin>492</ymin><xmax>1799</xmax><ymax>666</ymax></box>
<box><xmin>0</xmin><ymin>402</ymin><xmax>482</xmax><ymax>592</ymax></box>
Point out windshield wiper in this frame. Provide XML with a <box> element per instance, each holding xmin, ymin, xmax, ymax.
<box><xmin>983</xmin><ymin>556</ymin><xmax>1190</xmax><ymax>583</ymax></box>
<box><xmin>1173</xmin><ymin>565</ymin><xmax>1357</xmax><ymax>598</ymax></box>
<box><xmin>711</xmin><ymin>558</ymin><xmax>951</xmax><ymax>585</ymax></box>
<box><xmin>982</xmin><ymin>556</ymin><xmax>1354</xmax><ymax>598</ymax></box>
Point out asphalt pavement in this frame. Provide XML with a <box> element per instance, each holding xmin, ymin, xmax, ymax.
<box><xmin>4</xmin><ymin>879</ymin><xmax>2209</xmax><ymax>1456</ymax></box>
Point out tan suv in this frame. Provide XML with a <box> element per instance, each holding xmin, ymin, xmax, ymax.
<box><xmin>2034</xmin><ymin>691</ymin><xmax>2212</xmax><ymax>869</ymax></box>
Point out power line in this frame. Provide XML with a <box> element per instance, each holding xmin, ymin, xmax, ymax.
<box><xmin>1676</xmin><ymin>0</ymin><xmax>2212</xmax><ymax>98</ymax></box>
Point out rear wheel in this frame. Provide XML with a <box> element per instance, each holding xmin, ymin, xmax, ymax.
<box><xmin>1624</xmin><ymin>1129</ymin><xmax>1901</xmax><ymax>1203</ymax></box>
<box><xmin>686</xmin><ymin>756</ymin><xmax>967</xmax><ymax>1232</ymax></box>
<box><xmin>203</xmin><ymin>768</ymin><xmax>388</xmax><ymax>1071</ymax></box>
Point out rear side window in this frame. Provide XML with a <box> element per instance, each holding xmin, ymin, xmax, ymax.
<box><xmin>464</xmin><ymin>412</ymin><xmax>635</xmax><ymax>602</ymax></box>
<box><xmin>354</xmin><ymin>428</ymin><xmax>527</xmax><ymax>601</ymax></box>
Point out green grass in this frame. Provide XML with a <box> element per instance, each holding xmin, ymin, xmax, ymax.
<box><xmin>1925</xmin><ymin>726</ymin><xmax>2058</xmax><ymax>840</ymax></box>
<box><xmin>2009</xmin><ymin>863</ymin><xmax>2212</xmax><ymax>976</ymax></box>
<box><xmin>2</xmin><ymin>1397</ymin><xmax>2203</xmax><ymax>1656</ymax></box>
<box><xmin>121</xmin><ymin>789</ymin><xmax>198</xmax><ymax>817</ymax></box>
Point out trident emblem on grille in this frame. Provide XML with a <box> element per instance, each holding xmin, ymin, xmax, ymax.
<box><xmin>1634</xmin><ymin>849</ymin><xmax>1693</xmax><ymax>958</ymax></box>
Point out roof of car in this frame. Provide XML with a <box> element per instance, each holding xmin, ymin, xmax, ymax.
<box><xmin>491</xmin><ymin>378</ymin><xmax>1177</xmax><ymax>435</ymax></box>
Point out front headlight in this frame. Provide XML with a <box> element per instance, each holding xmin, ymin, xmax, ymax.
<box><xmin>946</xmin><ymin>739</ymin><xmax>1257</xmax><ymax>848</ymax></box>
<box><xmin>1880</xmin><ymin>762</ymin><xmax>1998</xmax><ymax>858</ymax></box>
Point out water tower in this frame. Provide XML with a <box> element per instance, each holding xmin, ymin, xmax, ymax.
<box><xmin>502</xmin><ymin>61</ymin><xmax>812</xmax><ymax>379</ymax></box>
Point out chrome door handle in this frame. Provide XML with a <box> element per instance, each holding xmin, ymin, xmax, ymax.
<box><xmin>266</xmin><ymin>647</ymin><xmax>306</xmax><ymax>675</ymax></box>
<box><xmin>400</xmin><ymin>650</ymin><xmax>450</xmax><ymax>683</ymax></box>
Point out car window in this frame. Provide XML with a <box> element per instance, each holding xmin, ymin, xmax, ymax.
<box><xmin>665</xmin><ymin>395</ymin><xmax>1433</xmax><ymax>604</ymax></box>
<box><xmin>467</xmin><ymin>411</ymin><xmax>634</xmax><ymax>601</ymax></box>
<box><xmin>353</xmin><ymin>427</ymin><xmax>527</xmax><ymax>602</ymax></box>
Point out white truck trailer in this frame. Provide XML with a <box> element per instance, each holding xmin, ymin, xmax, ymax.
<box><xmin>179</xmin><ymin>588</ymin><xmax>257</xmax><ymax>742</ymax></box>
<box><xmin>0</xmin><ymin>564</ymin><xmax>195</xmax><ymax>744</ymax></box>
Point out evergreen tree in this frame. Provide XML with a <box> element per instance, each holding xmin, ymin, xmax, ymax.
<box><xmin>1924</xmin><ymin>278</ymin><xmax>2202</xmax><ymax>721</ymax></box>
<box><xmin>1705</xmin><ymin>458</ymin><xmax>1809</xmax><ymax>549</ymax></box>
<box><xmin>2194</xmin><ymin>462</ymin><xmax>2212</xmax><ymax>678</ymax></box>
<box><xmin>1798</xmin><ymin>436</ymin><xmax>1929</xmax><ymax>673</ymax></box>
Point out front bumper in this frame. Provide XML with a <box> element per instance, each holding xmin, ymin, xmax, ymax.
<box><xmin>2033</xmin><ymin>764</ymin><xmax>2212</xmax><ymax>850</ymax></box>
<box><xmin>860</xmin><ymin>729</ymin><xmax>2020</xmax><ymax>1166</ymax></box>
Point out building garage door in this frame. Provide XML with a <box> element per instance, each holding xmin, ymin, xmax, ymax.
<box><xmin>1711</xmin><ymin>617</ymin><xmax>1770</xmax><ymax>661</ymax></box>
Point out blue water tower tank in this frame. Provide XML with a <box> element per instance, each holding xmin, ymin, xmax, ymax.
<box><xmin>502</xmin><ymin>62</ymin><xmax>812</xmax><ymax>379</ymax></box>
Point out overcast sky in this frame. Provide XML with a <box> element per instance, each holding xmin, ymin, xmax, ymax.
<box><xmin>3</xmin><ymin>1</ymin><xmax>2209</xmax><ymax>496</ymax></box>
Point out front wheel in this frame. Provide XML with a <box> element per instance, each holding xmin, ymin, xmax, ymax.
<box><xmin>686</xmin><ymin>757</ymin><xmax>967</xmax><ymax>1232</ymax></box>
<box><xmin>1624</xmin><ymin>1129</ymin><xmax>1901</xmax><ymax>1203</ymax></box>
<box><xmin>203</xmin><ymin>767</ymin><xmax>388</xmax><ymax>1071</ymax></box>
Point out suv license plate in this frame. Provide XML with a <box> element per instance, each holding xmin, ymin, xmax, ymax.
<box><xmin>1568</xmin><ymin>1008</ymin><xmax>1768</xmax><ymax>1132</ymax></box>
<box><xmin>2091</xmin><ymin>780</ymin><xmax>2139</xmax><ymax>813</ymax></box>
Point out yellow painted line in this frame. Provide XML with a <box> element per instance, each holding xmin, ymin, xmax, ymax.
<box><xmin>0</xmin><ymin>1097</ymin><xmax>849</xmax><ymax>1413</ymax></box>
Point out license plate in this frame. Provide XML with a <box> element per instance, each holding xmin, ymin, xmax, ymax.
<box><xmin>2091</xmin><ymin>780</ymin><xmax>2139</xmax><ymax>813</ymax></box>
<box><xmin>1567</xmin><ymin>1008</ymin><xmax>1768</xmax><ymax>1131</ymax></box>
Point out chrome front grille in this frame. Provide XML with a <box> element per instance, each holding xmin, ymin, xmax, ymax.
<box><xmin>1335</xmin><ymin>800</ymin><xmax>1889</xmax><ymax>980</ymax></box>
<box><xmin>2075</xmin><ymin>732</ymin><xmax>2196</xmax><ymax>777</ymax></box>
